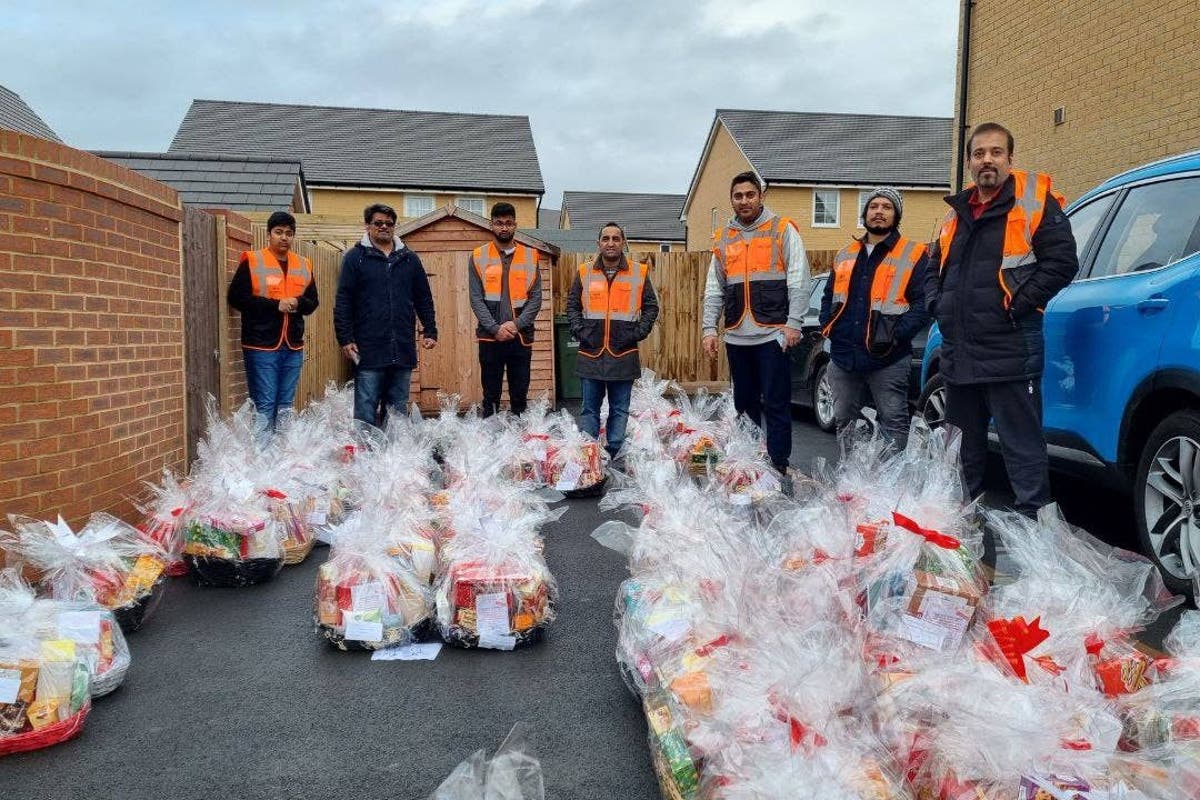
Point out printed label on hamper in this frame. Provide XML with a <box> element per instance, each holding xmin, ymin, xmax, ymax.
<box><xmin>899</xmin><ymin>614</ymin><xmax>954</xmax><ymax>651</ymax></box>
<box><xmin>555</xmin><ymin>461</ymin><xmax>584</xmax><ymax>491</ymax></box>
<box><xmin>0</xmin><ymin>669</ymin><xmax>21</xmax><ymax>704</ymax></box>
<box><xmin>342</xmin><ymin>611</ymin><xmax>383</xmax><ymax>642</ymax></box>
<box><xmin>351</xmin><ymin>582</ymin><xmax>385</xmax><ymax>613</ymax></box>
<box><xmin>918</xmin><ymin>591</ymin><xmax>972</xmax><ymax>638</ymax></box>
<box><xmin>57</xmin><ymin>610</ymin><xmax>102</xmax><ymax>643</ymax></box>
<box><xmin>475</xmin><ymin>593</ymin><xmax>511</xmax><ymax>638</ymax></box>
<box><xmin>478</xmin><ymin>633</ymin><xmax>517</xmax><ymax>651</ymax></box>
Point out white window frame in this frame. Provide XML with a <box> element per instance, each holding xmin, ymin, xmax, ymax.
<box><xmin>812</xmin><ymin>188</ymin><xmax>840</xmax><ymax>228</ymax></box>
<box><xmin>659</xmin><ymin>243</ymin><xmax>671</xmax><ymax>253</ymax></box>
<box><xmin>403</xmin><ymin>193</ymin><xmax>435</xmax><ymax>218</ymax></box>
<box><xmin>455</xmin><ymin>195</ymin><xmax>486</xmax><ymax>215</ymax></box>
<box><xmin>856</xmin><ymin>190</ymin><xmax>872</xmax><ymax>229</ymax></box>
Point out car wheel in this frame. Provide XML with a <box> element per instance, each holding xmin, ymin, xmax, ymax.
<box><xmin>811</xmin><ymin>363</ymin><xmax>836</xmax><ymax>432</ymax></box>
<box><xmin>1134</xmin><ymin>410</ymin><xmax>1200</xmax><ymax>594</ymax></box>
<box><xmin>916</xmin><ymin>372</ymin><xmax>947</xmax><ymax>429</ymax></box>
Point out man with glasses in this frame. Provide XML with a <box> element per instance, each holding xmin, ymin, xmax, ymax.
<box><xmin>334</xmin><ymin>203</ymin><xmax>438</xmax><ymax>427</ymax></box>
<box><xmin>469</xmin><ymin>202</ymin><xmax>543</xmax><ymax>416</ymax></box>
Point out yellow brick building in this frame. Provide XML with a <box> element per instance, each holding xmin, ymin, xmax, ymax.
<box><xmin>952</xmin><ymin>2</ymin><xmax>1200</xmax><ymax>201</ymax></box>
<box><xmin>683</xmin><ymin>110</ymin><xmax>953</xmax><ymax>258</ymax></box>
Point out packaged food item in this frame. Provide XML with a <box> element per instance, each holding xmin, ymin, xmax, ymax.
<box><xmin>542</xmin><ymin>418</ymin><xmax>608</xmax><ymax>497</ymax></box>
<box><xmin>181</xmin><ymin>492</ymin><xmax>284</xmax><ymax>588</ymax></box>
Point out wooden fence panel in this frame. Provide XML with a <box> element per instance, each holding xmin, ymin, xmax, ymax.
<box><xmin>182</xmin><ymin>208</ymin><xmax>221</xmax><ymax>464</ymax></box>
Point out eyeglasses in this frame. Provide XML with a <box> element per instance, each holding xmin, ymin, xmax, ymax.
<box><xmin>370</xmin><ymin>220</ymin><xmax>396</xmax><ymax>229</ymax></box>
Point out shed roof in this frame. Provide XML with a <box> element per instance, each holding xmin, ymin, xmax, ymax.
<box><xmin>94</xmin><ymin>151</ymin><xmax>307</xmax><ymax>211</ymax></box>
<box><xmin>396</xmin><ymin>205</ymin><xmax>560</xmax><ymax>256</ymax></box>
<box><xmin>169</xmin><ymin>99</ymin><xmax>544</xmax><ymax>194</ymax></box>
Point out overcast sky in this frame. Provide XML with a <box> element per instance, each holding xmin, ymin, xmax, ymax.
<box><xmin>4</xmin><ymin>1</ymin><xmax>959</xmax><ymax>208</ymax></box>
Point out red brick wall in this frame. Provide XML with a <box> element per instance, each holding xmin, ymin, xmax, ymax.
<box><xmin>0</xmin><ymin>132</ymin><xmax>185</xmax><ymax>525</ymax></box>
<box><xmin>206</xmin><ymin>208</ymin><xmax>253</xmax><ymax>413</ymax></box>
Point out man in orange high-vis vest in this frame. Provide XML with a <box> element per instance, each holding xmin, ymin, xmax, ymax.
<box><xmin>227</xmin><ymin>210</ymin><xmax>319</xmax><ymax>444</ymax></box>
<box><xmin>819</xmin><ymin>188</ymin><xmax>929</xmax><ymax>449</ymax></box>
<box><xmin>702</xmin><ymin>171</ymin><xmax>810</xmax><ymax>477</ymax></box>
<box><xmin>924</xmin><ymin>122</ymin><xmax>1078</xmax><ymax>517</ymax></box>
<box><xmin>468</xmin><ymin>202</ymin><xmax>543</xmax><ymax>417</ymax></box>
<box><xmin>565</xmin><ymin>222</ymin><xmax>659</xmax><ymax>459</ymax></box>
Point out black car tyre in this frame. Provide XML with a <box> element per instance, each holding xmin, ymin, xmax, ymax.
<box><xmin>1134</xmin><ymin>410</ymin><xmax>1200</xmax><ymax>595</ymax></box>
<box><xmin>917</xmin><ymin>372</ymin><xmax>947</xmax><ymax>429</ymax></box>
<box><xmin>811</xmin><ymin>362</ymin><xmax>836</xmax><ymax>432</ymax></box>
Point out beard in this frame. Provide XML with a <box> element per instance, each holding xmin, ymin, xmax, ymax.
<box><xmin>865</xmin><ymin>222</ymin><xmax>894</xmax><ymax>236</ymax></box>
<box><xmin>496</xmin><ymin>230</ymin><xmax>515</xmax><ymax>243</ymax></box>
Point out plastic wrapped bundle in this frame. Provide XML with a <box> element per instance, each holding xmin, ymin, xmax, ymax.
<box><xmin>627</xmin><ymin>370</ymin><xmax>684</xmax><ymax>446</ymax></box>
<box><xmin>428</xmin><ymin>723</ymin><xmax>543</xmax><ymax>800</ymax></box>
<box><xmin>4</xmin><ymin>513</ymin><xmax>170</xmax><ymax>634</ymax></box>
<box><xmin>315</xmin><ymin>513</ymin><xmax>432</xmax><ymax>651</ymax></box>
<box><xmin>667</xmin><ymin>391</ymin><xmax>730</xmax><ymax>476</ymax></box>
<box><xmin>273</xmin><ymin>411</ymin><xmax>353</xmax><ymax>547</ymax></box>
<box><xmin>182</xmin><ymin>491</ymin><xmax>284</xmax><ymax>587</ymax></box>
<box><xmin>542</xmin><ymin>414</ymin><xmax>608</xmax><ymax>497</ymax></box>
<box><xmin>135</xmin><ymin>469</ymin><xmax>191</xmax><ymax>576</ymax></box>
<box><xmin>706</xmin><ymin>419</ymin><xmax>783</xmax><ymax>507</ymax></box>
<box><xmin>435</xmin><ymin>510</ymin><xmax>556</xmax><ymax>650</ymax></box>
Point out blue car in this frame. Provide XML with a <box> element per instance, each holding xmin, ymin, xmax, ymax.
<box><xmin>919</xmin><ymin>150</ymin><xmax>1200</xmax><ymax>592</ymax></box>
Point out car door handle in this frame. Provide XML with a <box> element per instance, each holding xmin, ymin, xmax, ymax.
<box><xmin>1136</xmin><ymin>297</ymin><xmax>1170</xmax><ymax>313</ymax></box>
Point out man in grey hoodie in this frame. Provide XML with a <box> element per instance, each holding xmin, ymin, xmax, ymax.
<box><xmin>702</xmin><ymin>172</ymin><xmax>810</xmax><ymax>473</ymax></box>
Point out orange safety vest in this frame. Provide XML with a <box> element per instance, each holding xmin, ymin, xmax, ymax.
<box><xmin>244</xmin><ymin>249</ymin><xmax>312</xmax><ymax>351</ymax></box>
<box><xmin>712</xmin><ymin>216</ymin><xmax>795</xmax><ymax>328</ymax></box>
<box><xmin>937</xmin><ymin>169</ymin><xmax>1066</xmax><ymax>310</ymax></box>
<box><xmin>577</xmin><ymin>261</ymin><xmax>648</xmax><ymax>359</ymax></box>
<box><xmin>472</xmin><ymin>242</ymin><xmax>540</xmax><ymax>346</ymax></box>
<box><xmin>822</xmin><ymin>237</ymin><xmax>926</xmax><ymax>347</ymax></box>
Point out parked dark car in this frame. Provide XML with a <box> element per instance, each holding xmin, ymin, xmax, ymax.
<box><xmin>789</xmin><ymin>273</ymin><xmax>929</xmax><ymax>430</ymax></box>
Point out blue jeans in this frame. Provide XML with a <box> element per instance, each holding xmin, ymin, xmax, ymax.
<box><xmin>726</xmin><ymin>341</ymin><xmax>792</xmax><ymax>468</ymax></box>
<box><xmin>579</xmin><ymin>378</ymin><xmax>633</xmax><ymax>458</ymax></box>
<box><xmin>354</xmin><ymin>366</ymin><xmax>413</xmax><ymax>427</ymax></box>
<box><xmin>243</xmin><ymin>347</ymin><xmax>304</xmax><ymax>442</ymax></box>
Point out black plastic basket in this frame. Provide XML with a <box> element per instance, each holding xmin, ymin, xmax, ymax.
<box><xmin>111</xmin><ymin>577</ymin><xmax>169</xmax><ymax>633</ymax></box>
<box><xmin>319</xmin><ymin>618</ymin><xmax>435</xmax><ymax>652</ymax></box>
<box><xmin>184</xmin><ymin>555</ymin><xmax>283</xmax><ymax>588</ymax></box>
<box><xmin>441</xmin><ymin>624</ymin><xmax>546</xmax><ymax>650</ymax></box>
<box><xmin>563</xmin><ymin>473</ymin><xmax>609</xmax><ymax>499</ymax></box>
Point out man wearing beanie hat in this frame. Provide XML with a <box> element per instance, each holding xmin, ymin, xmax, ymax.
<box><xmin>818</xmin><ymin>187</ymin><xmax>929</xmax><ymax>449</ymax></box>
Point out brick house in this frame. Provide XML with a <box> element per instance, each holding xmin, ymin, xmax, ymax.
<box><xmin>168</xmin><ymin>99</ymin><xmax>545</xmax><ymax>224</ymax></box>
<box><xmin>951</xmin><ymin>2</ymin><xmax>1200</xmax><ymax>200</ymax></box>
<box><xmin>682</xmin><ymin>110</ymin><xmax>952</xmax><ymax>253</ymax></box>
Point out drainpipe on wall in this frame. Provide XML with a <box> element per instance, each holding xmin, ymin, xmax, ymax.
<box><xmin>955</xmin><ymin>0</ymin><xmax>976</xmax><ymax>192</ymax></box>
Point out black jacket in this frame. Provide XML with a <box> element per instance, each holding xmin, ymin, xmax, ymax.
<box><xmin>226</xmin><ymin>254</ymin><xmax>319</xmax><ymax>350</ymax></box>
<box><xmin>818</xmin><ymin>230</ymin><xmax>929</xmax><ymax>373</ymax></box>
<box><xmin>334</xmin><ymin>239</ymin><xmax>437</xmax><ymax>370</ymax></box>
<box><xmin>924</xmin><ymin>177</ymin><xmax>1078</xmax><ymax>384</ymax></box>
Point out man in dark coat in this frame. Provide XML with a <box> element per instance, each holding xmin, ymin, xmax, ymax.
<box><xmin>925</xmin><ymin>122</ymin><xmax>1078</xmax><ymax>516</ymax></box>
<box><xmin>334</xmin><ymin>203</ymin><xmax>437</xmax><ymax>427</ymax></box>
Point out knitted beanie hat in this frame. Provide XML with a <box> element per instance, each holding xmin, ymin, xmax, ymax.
<box><xmin>861</xmin><ymin>187</ymin><xmax>903</xmax><ymax>226</ymax></box>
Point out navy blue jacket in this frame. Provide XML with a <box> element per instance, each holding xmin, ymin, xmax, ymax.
<box><xmin>818</xmin><ymin>231</ymin><xmax>930</xmax><ymax>373</ymax></box>
<box><xmin>334</xmin><ymin>239</ymin><xmax>437</xmax><ymax>370</ymax></box>
<box><xmin>924</xmin><ymin>178</ymin><xmax>1077</xmax><ymax>384</ymax></box>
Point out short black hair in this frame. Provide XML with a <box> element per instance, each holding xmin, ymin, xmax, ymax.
<box><xmin>730</xmin><ymin>171</ymin><xmax>763</xmax><ymax>193</ymax></box>
<box><xmin>967</xmin><ymin>122</ymin><xmax>1015</xmax><ymax>156</ymax></box>
<box><xmin>598</xmin><ymin>221</ymin><xmax>625</xmax><ymax>240</ymax></box>
<box><xmin>490</xmin><ymin>202</ymin><xmax>517</xmax><ymax>220</ymax></box>
<box><xmin>363</xmin><ymin>203</ymin><xmax>397</xmax><ymax>224</ymax></box>
<box><xmin>266</xmin><ymin>211</ymin><xmax>296</xmax><ymax>231</ymax></box>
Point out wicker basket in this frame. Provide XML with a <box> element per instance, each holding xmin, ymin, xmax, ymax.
<box><xmin>91</xmin><ymin>644</ymin><xmax>131</xmax><ymax>698</ymax></box>
<box><xmin>442</xmin><ymin>625</ymin><xmax>545</xmax><ymax>650</ymax></box>
<box><xmin>112</xmin><ymin>577</ymin><xmax>168</xmax><ymax>634</ymax></box>
<box><xmin>282</xmin><ymin>537</ymin><xmax>315</xmax><ymax>566</ymax></box>
<box><xmin>0</xmin><ymin>703</ymin><xmax>90</xmax><ymax>757</ymax></box>
<box><xmin>319</xmin><ymin>618</ymin><xmax>434</xmax><ymax>652</ymax></box>
<box><xmin>184</xmin><ymin>555</ymin><xmax>282</xmax><ymax>588</ymax></box>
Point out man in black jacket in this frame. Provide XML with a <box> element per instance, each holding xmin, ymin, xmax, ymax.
<box><xmin>925</xmin><ymin>123</ymin><xmax>1078</xmax><ymax>516</ymax></box>
<box><xmin>334</xmin><ymin>204</ymin><xmax>437</xmax><ymax>427</ymax></box>
<box><xmin>227</xmin><ymin>210</ymin><xmax>319</xmax><ymax>443</ymax></box>
<box><xmin>819</xmin><ymin>188</ymin><xmax>928</xmax><ymax>449</ymax></box>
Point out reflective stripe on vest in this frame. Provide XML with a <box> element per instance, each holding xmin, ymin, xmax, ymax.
<box><xmin>248</xmin><ymin>249</ymin><xmax>312</xmax><ymax>300</ymax></box>
<box><xmin>822</xmin><ymin>237</ymin><xmax>925</xmax><ymax>337</ymax></box>
<box><xmin>471</xmin><ymin>242</ymin><xmax>538</xmax><ymax>305</ymax></box>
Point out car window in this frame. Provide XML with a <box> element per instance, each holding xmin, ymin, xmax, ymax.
<box><xmin>807</xmin><ymin>276</ymin><xmax>826</xmax><ymax>314</ymax></box>
<box><xmin>1066</xmin><ymin>193</ymin><xmax>1116</xmax><ymax>269</ymax></box>
<box><xmin>1089</xmin><ymin>177</ymin><xmax>1200</xmax><ymax>279</ymax></box>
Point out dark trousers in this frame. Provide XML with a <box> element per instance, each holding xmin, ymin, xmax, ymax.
<box><xmin>479</xmin><ymin>340</ymin><xmax>532</xmax><ymax>417</ymax></box>
<box><xmin>945</xmin><ymin>378</ymin><xmax>1051</xmax><ymax>516</ymax></box>
<box><xmin>726</xmin><ymin>340</ymin><xmax>792</xmax><ymax>468</ymax></box>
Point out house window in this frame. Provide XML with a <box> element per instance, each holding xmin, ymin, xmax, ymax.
<box><xmin>812</xmin><ymin>189</ymin><xmax>840</xmax><ymax>227</ymax></box>
<box><xmin>404</xmin><ymin>193</ymin><xmax>435</xmax><ymax>218</ymax></box>
<box><xmin>856</xmin><ymin>190</ymin><xmax>872</xmax><ymax>228</ymax></box>
<box><xmin>659</xmin><ymin>243</ymin><xmax>671</xmax><ymax>253</ymax></box>
<box><xmin>456</xmin><ymin>196</ymin><xmax>486</xmax><ymax>215</ymax></box>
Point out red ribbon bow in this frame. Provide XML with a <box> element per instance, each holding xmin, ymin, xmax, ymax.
<box><xmin>891</xmin><ymin>511</ymin><xmax>961</xmax><ymax>550</ymax></box>
<box><xmin>987</xmin><ymin>616</ymin><xmax>1050</xmax><ymax>681</ymax></box>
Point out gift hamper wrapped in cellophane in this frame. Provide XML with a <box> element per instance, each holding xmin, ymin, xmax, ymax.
<box><xmin>315</xmin><ymin>511</ymin><xmax>432</xmax><ymax>651</ymax></box>
<box><xmin>3</xmin><ymin>512</ymin><xmax>170</xmax><ymax>634</ymax></box>
<box><xmin>435</xmin><ymin>500</ymin><xmax>557</xmax><ymax>650</ymax></box>
<box><xmin>667</xmin><ymin>390</ymin><xmax>732</xmax><ymax>477</ymax></box>
<box><xmin>181</xmin><ymin>489</ymin><xmax>284</xmax><ymax>587</ymax></box>
<box><xmin>0</xmin><ymin>573</ymin><xmax>95</xmax><ymax>755</ymax></box>
<box><xmin>542</xmin><ymin>412</ymin><xmax>608</xmax><ymax>498</ymax></box>
<box><xmin>135</xmin><ymin>469</ymin><xmax>191</xmax><ymax>577</ymax></box>
<box><xmin>273</xmin><ymin>409</ymin><xmax>354</xmax><ymax>549</ymax></box>
<box><xmin>705</xmin><ymin>417</ymin><xmax>784</xmax><ymax>507</ymax></box>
